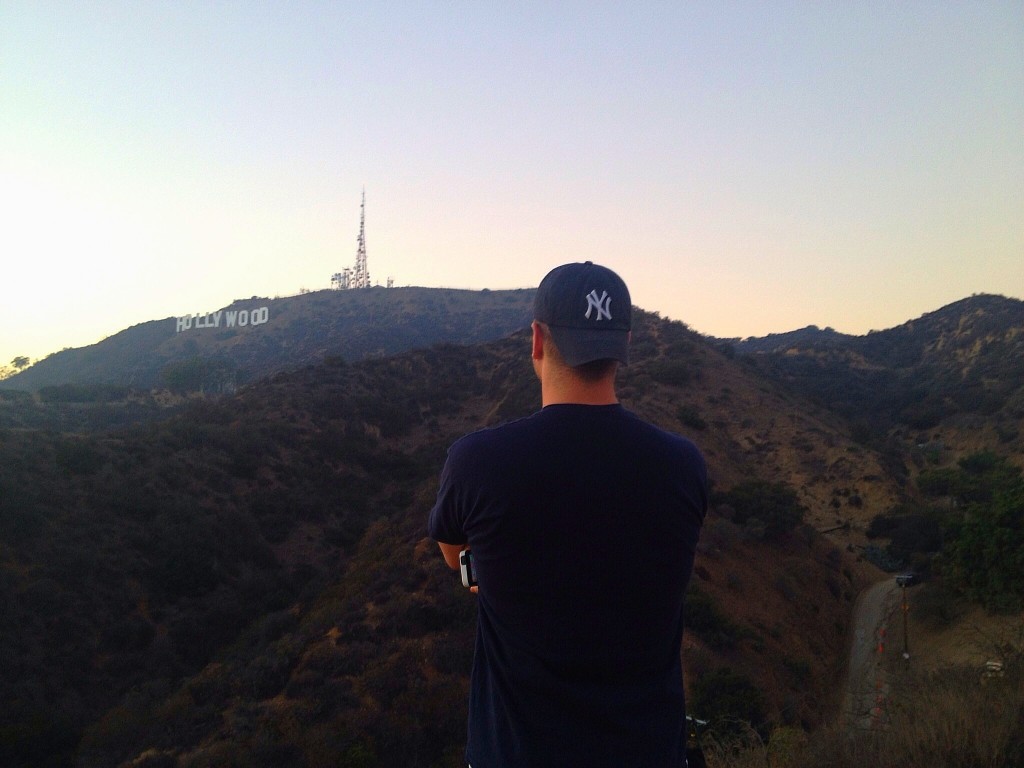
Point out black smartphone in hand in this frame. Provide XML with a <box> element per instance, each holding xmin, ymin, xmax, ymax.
<box><xmin>459</xmin><ymin>549</ymin><xmax>476</xmax><ymax>588</ymax></box>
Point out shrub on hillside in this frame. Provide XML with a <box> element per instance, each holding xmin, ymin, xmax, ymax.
<box><xmin>38</xmin><ymin>383</ymin><xmax>130</xmax><ymax>403</ymax></box>
<box><xmin>866</xmin><ymin>510</ymin><xmax>943</xmax><ymax>566</ymax></box>
<box><xmin>677</xmin><ymin>404</ymin><xmax>708</xmax><ymax>431</ymax></box>
<box><xmin>910</xmin><ymin>582</ymin><xmax>967</xmax><ymax>630</ymax></box>
<box><xmin>685</xmin><ymin>586</ymin><xmax>741</xmax><ymax>648</ymax></box>
<box><xmin>54</xmin><ymin>437</ymin><xmax>106</xmax><ymax>475</ymax></box>
<box><xmin>915</xmin><ymin>466</ymin><xmax>964</xmax><ymax>498</ymax></box>
<box><xmin>690</xmin><ymin>667</ymin><xmax>768</xmax><ymax>739</ymax></box>
<box><xmin>161</xmin><ymin>356</ymin><xmax>237</xmax><ymax>394</ymax></box>
<box><xmin>712</xmin><ymin>481</ymin><xmax>806</xmax><ymax>540</ymax></box>
<box><xmin>647</xmin><ymin>359</ymin><xmax>693</xmax><ymax>387</ymax></box>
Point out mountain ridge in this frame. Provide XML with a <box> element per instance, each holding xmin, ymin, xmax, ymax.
<box><xmin>6</xmin><ymin>289</ymin><xmax>1020</xmax><ymax>395</ymax></box>
<box><xmin>720</xmin><ymin>293</ymin><xmax>1024</xmax><ymax>464</ymax></box>
<box><xmin>1</xmin><ymin>286</ymin><xmax>535</xmax><ymax>392</ymax></box>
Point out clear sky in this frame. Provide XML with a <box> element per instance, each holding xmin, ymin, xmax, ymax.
<box><xmin>2</xmin><ymin>2</ymin><xmax>1022</xmax><ymax>369</ymax></box>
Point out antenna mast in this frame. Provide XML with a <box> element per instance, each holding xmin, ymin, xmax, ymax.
<box><xmin>354</xmin><ymin>188</ymin><xmax>370</xmax><ymax>288</ymax></box>
<box><xmin>331</xmin><ymin>188</ymin><xmax>371</xmax><ymax>290</ymax></box>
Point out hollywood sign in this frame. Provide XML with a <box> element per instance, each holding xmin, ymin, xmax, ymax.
<box><xmin>176</xmin><ymin>307</ymin><xmax>270</xmax><ymax>333</ymax></box>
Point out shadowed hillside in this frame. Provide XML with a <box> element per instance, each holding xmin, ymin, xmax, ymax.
<box><xmin>1</xmin><ymin>294</ymin><xmax>1021</xmax><ymax>766</ymax></box>
<box><xmin>1</xmin><ymin>309</ymin><xmax>890</xmax><ymax>767</ymax></box>
<box><xmin>0</xmin><ymin>287</ymin><xmax>535</xmax><ymax>392</ymax></box>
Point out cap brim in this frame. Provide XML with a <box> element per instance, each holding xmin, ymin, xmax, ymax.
<box><xmin>548</xmin><ymin>325</ymin><xmax>630</xmax><ymax>367</ymax></box>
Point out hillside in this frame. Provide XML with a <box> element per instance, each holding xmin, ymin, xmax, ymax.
<box><xmin>0</xmin><ymin>287</ymin><xmax>535</xmax><ymax>392</ymax></box>
<box><xmin>724</xmin><ymin>325</ymin><xmax>856</xmax><ymax>355</ymax></box>
<box><xmin>0</xmin><ymin>309</ymin><xmax>892</xmax><ymax>767</ymax></box>
<box><xmin>720</xmin><ymin>294</ymin><xmax>1024</xmax><ymax>474</ymax></box>
<box><xmin>720</xmin><ymin>294</ymin><xmax>1024</xmax><ymax>505</ymax></box>
<box><xmin>1</xmin><ymin>292</ymin><xmax>1021</xmax><ymax>766</ymax></box>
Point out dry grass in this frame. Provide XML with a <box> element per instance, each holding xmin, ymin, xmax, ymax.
<box><xmin>703</xmin><ymin>658</ymin><xmax>1023</xmax><ymax>768</ymax></box>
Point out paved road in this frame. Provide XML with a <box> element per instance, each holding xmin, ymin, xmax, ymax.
<box><xmin>845</xmin><ymin>579</ymin><xmax>900</xmax><ymax>729</ymax></box>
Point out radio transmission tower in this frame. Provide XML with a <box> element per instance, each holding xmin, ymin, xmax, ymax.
<box><xmin>354</xmin><ymin>188</ymin><xmax>370</xmax><ymax>288</ymax></box>
<box><xmin>332</xmin><ymin>188</ymin><xmax>371</xmax><ymax>290</ymax></box>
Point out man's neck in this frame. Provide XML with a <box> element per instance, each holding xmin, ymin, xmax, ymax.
<box><xmin>541</xmin><ymin>377</ymin><xmax>618</xmax><ymax>407</ymax></box>
<box><xmin>531</xmin><ymin>323</ymin><xmax>620</xmax><ymax>407</ymax></box>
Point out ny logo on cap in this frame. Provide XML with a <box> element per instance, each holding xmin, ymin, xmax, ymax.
<box><xmin>585</xmin><ymin>289</ymin><xmax>612</xmax><ymax>321</ymax></box>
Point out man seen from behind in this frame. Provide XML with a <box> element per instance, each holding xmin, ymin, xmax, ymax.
<box><xmin>428</xmin><ymin>261</ymin><xmax>708</xmax><ymax>767</ymax></box>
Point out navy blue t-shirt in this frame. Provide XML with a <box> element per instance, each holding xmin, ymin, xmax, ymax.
<box><xmin>428</xmin><ymin>404</ymin><xmax>708</xmax><ymax>768</ymax></box>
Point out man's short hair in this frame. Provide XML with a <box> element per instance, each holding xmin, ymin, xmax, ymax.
<box><xmin>573</xmin><ymin>357</ymin><xmax>619</xmax><ymax>382</ymax></box>
<box><xmin>539</xmin><ymin>324</ymin><xmax>619</xmax><ymax>382</ymax></box>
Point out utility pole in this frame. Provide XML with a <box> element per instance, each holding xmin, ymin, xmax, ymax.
<box><xmin>896</xmin><ymin>573</ymin><xmax>913</xmax><ymax>660</ymax></box>
<box><xmin>901</xmin><ymin>582</ymin><xmax>909</xmax><ymax>659</ymax></box>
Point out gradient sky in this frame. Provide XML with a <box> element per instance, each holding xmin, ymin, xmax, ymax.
<box><xmin>2</xmin><ymin>2</ymin><xmax>1022</xmax><ymax>370</ymax></box>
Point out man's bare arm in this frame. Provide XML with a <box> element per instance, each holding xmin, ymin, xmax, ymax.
<box><xmin>437</xmin><ymin>541</ymin><xmax>464</xmax><ymax>570</ymax></box>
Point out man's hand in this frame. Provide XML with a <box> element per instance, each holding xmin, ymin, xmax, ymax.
<box><xmin>437</xmin><ymin>542</ymin><xmax>479</xmax><ymax>594</ymax></box>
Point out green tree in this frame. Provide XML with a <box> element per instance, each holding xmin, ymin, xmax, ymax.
<box><xmin>916</xmin><ymin>467</ymin><xmax>964</xmax><ymax>498</ymax></box>
<box><xmin>944</xmin><ymin>481</ymin><xmax>1024</xmax><ymax>611</ymax></box>
<box><xmin>0</xmin><ymin>356</ymin><xmax>28</xmax><ymax>380</ymax></box>
<box><xmin>920</xmin><ymin>451</ymin><xmax>1021</xmax><ymax>505</ymax></box>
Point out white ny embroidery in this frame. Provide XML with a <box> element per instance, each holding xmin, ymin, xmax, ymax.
<box><xmin>585</xmin><ymin>289</ymin><xmax>612</xmax><ymax>321</ymax></box>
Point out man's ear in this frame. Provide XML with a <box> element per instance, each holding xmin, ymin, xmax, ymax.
<box><xmin>531</xmin><ymin>321</ymin><xmax>545</xmax><ymax>361</ymax></box>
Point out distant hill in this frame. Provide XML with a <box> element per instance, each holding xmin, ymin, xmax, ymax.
<box><xmin>723</xmin><ymin>325</ymin><xmax>856</xmax><ymax>354</ymax></box>
<box><xmin>0</xmin><ymin>287</ymin><xmax>536</xmax><ymax>392</ymax></box>
<box><xmin>716</xmin><ymin>294</ymin><xmax>1024</xmax><ymax>464</ymax></box>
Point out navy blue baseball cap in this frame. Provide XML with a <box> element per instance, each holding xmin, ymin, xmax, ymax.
<box><xmin>533</xmin><ymin>261</ymin><xmax>632</xmax><ymax>366</ymax></box>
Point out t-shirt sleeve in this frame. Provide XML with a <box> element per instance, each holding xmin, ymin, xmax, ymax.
<box><xmin>426</xmin><ymin>444</ymin><xmax>469</xmax><ymax>545</ymax></box>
